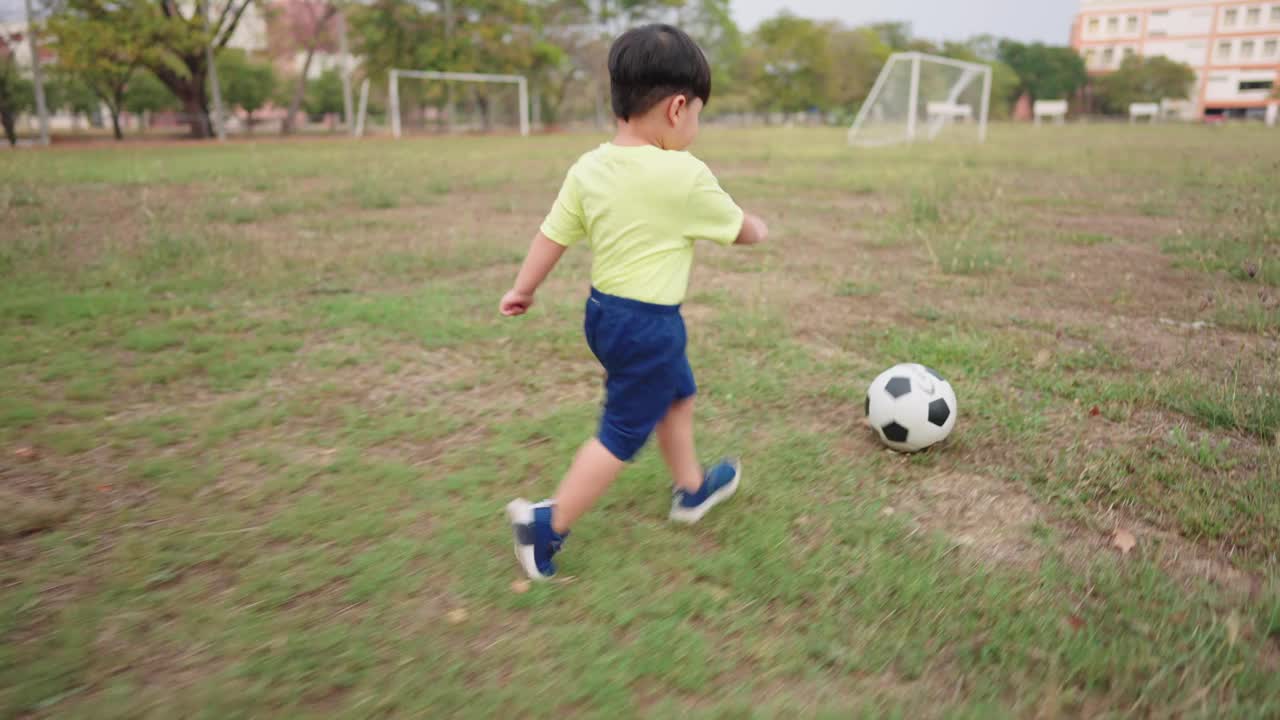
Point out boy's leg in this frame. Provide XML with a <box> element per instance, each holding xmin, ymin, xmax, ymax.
<box><xmin>655</xmin><ymin>396</ymin><xmax>703</xmax><ymax>493</ymax></box>
<box><xmin>550</xmin><ymin>437</ymin><xmax>626</xmax><ymax>535</ymax></box>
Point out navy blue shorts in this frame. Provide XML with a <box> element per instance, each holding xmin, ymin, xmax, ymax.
<box><xmin>584</xmin><ymin>288</ymin><xmax>697</xmax><ymax>462</ymax></box>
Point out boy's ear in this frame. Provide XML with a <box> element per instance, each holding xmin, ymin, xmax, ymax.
<box><xmin>666</xmin><ymin>95</ymin><xmax>687</xmax><ymax>127</ymax></box>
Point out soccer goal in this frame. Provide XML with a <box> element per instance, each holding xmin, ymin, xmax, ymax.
<box><xmin>388</xmin><ymin>69</ymin><xmax>530</xmax><ymax>138</ymax></box>
<box><xmin>848</xmin><ymin>52</ymin><xmax>992</xmax><ymax>147</ymax></box>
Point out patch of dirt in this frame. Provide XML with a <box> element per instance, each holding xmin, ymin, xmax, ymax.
<box><xmin>0</xmin><ymin>462</ymin><xmax>78</xmax><ymax>540</ymax></box>
<box><xmin>893</xmin><ymin>471</ymin><xmax>1045</xmax><ymax>569</ymax></box>
<box><xmin>1040</xmin><ymin>211</ymin><xmax>1183</xmax><ymax>243</ymax></box>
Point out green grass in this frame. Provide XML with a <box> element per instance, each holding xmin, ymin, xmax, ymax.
<box><xmin>1</xmin><ymin>125</ymin><xmax>1279</xmax><ymax>718</ymax></box>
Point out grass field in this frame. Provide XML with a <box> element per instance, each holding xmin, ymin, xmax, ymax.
<box><xmin>2</xmin><ymin>125</ymin><xmax>1279</xmax><ymax>718</ymax></box>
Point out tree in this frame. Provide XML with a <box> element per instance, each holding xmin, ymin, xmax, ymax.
<box><xmin>216</xmin><ymin>48</ymin><xmax>275</xmax><ymax>131</ymax></box>
<box><xmin>751</xmin><ymin>13</ymin><xmax>834</xmax><ymax>114</ymax></box>
<box><xmin>0</xmin><ymin>45</ymin><xmax>34</xmax><ymax>146</ymax></box>
<box><xmin>827</xmin><ymin>25</ymin><xmax>891</xmax><ymax>111</ymax></box>
<box><xmin>304</xmin><ymin>66</ymin><xmax>343</xmax><ymax>128</ymax></box>
<box><xmin>869</xmin><ymin>21</ymin><xmax>912</xmax><ymax>52</ymax></box>
<box><xmin>58</xmin><ymin>0</ymin><xmax>255</xmax><ymax>138</ymax></box>
<box><xmin>48</xmin><ymin>6</ymin><xmax>151</xmax><ymax>140</ymax></box>
<box><xmin>998</xmin><ymin>41</ymin><xmax>1088</xmax><ymax>102</ymax></box>
<box><xmin>1095</xmin><ymin>55</ymin><xmax>1195</xmax><ymax>115</ymax></box>
<box><xmin>350</xmin><ymin>0</ymin><xmax>544</xmax><ymax>130</ymax></box>
<box><xmin>124</xmin><ymin>70</ymin><xmax>179</xmax><ymax>124</ymax></box>
<box><xmin>942</xmin><ymin>41</ymin><xmax>1020</xmax><ymax>120</ymax></box>
<box><xmin>273</xmin><ymin>0</ymin><xmax>340</xmax><ymax>134</ymax></box>
<box><xmin>48</xmin><ymin>74</ymin><xmax>101</xmax><ymax>130</ymax></box>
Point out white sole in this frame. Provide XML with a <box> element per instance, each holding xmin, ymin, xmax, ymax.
<box><xmin>669</xmin><ymin>467</ymin><xmax>741</xmax><ymax>524</ymax></box>
<box><xmin>505</xmin><ymin>499</ymin><xmax>551</xmax><ymax>582</ymax></box>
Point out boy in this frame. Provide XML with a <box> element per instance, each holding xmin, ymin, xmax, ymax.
<box><xmin>500</xmin><ymin>24</ymin><xmax>769</xmax><ymax>581</ymax></box>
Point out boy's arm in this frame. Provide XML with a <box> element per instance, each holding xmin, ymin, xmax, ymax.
<box><xmin>500</xmin><ymin>232</ymin><xmax>567</xmax><ymax>317</ymax></box>
<box><xmin>735</xmin><ymin>212</ymin><xmax>769</xmax><ymax>246</ymax></box>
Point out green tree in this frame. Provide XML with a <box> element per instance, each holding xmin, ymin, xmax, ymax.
<box><xmin>216</xmin><ymin>48</ymin><xmax>276</xmax><ymax>131</ymax></box>
<box><xmin>124</xmin><ymin>70</ymin><xmax>180</xmax><ymax>122</ymax></box>
<box><xmin>752</xmin><ymin>13</ymin><xmax>833</xmax><ymax>114</ymax></box>
<box><xmin>942</xmin><ymin>41</ymin><xmax>1021</xmax><ymax>120</ymax></box>
<box><xmin>47</xmin><ymin>6</ymin><xmax>151</xmax><ymax>140</ymax></box>
<box><xmin>351</xmin><ymin>0</ymin><xmax>542</xmax><ymax>130</ymax></box>
<box><xmin>53</xmin><ymin>0</ymin><xmax>256</xmax><ymax>138</ymax></box>
<box><xmin>48</xmin><ymin>74</ymin><xmax>101</xmax><ymax>131</ymax></box>
<box><xmin>0</xmin><ymin>51</ymin><xmax>34</xmax><ymax>146</ymax></box>
<box><xmin>1096</xmin><ymin>55</ymin><xmax>1195</xmax><ymax>114</ymax></box>
<box><xmin>827</xmin><ymin>25</ymin><xmax>891</xmax><ymax>111</ymax></box>
<box><xmin>998</xmin><ymin>40</ymin><xmax>1088</xmax><ymax>102</ymax></box>
<box><xmin>869</xmin><ymin>21</ymin><xmax>912</xmax><ymax>51</ymax></box>
<box><xmin>304</xmin><ymin>67</ymin><xmax>344</xmax><ymax>128</ymax></box>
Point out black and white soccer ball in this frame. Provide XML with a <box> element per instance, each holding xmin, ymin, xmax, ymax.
<box><xmin>865</xmin><ymin>363</ymin><xmax>957</xmax><ymax>453</ymax></box>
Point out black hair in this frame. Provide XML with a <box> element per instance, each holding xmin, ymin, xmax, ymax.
<box><xmin>607</xmin><ymin>24</ymin><xmax>712</xmax><ymax>121</ymax></box>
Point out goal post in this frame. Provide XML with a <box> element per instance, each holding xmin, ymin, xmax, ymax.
<box><xmin>388</xmin><ymin>69</ymin><xmax>530</xmax><ymax>138</ymax></box>
<box><xmin>849</xmin><ymin>52</ymin><xmax>992</xmax><ymax>147</ymax></box>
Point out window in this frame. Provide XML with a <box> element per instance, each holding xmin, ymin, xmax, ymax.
<box><xmin>1273</xmin><ymin>6</ymin><xmax>1280</xmax><ymax>24</ymax></box>
<box><xmin>1241</xmin><ymin>39</ymin><xmax>1256</xmax><ymax>58</ymax></box>
<box><xmin>1149</xmin><ymin>29</ymin><xmax>1168</xmax><ymax>37</ymax></box>
<box><xmin>1088</xmin><ymin>17</ymin><xmax>1100</xmax><ymax>33</ymax></box>
<box><xmin>1123</xmin><ymin>47</ymin><xmax>1136</xmax><ymax>60</ymax></box>
<box><xmin>1240</xmin><ymin>79</ymin><xmax>1275</xmax><ymax>91</ymax></box>
<box><xmin>1152</xmin><ymin>10</ymin><xmax>1169</xmax><ymax>17</ymax></box>
<box><xmin>1084</xmin><ymin>49</ymin><xmax>1097</xmax><ymax>67</ymax></box>
<box><xmin>1127</xmin><ymin>15</ymin><xmax>1140</xmax><ymax>32</ymax></box>
<box><xmin>1107</xmin><ymin>16</ymin><xmax>1120</xmax><ymax>32</ymax></box>
<box><xmin>1103</xmin><ymin>47</ymin><xmax>1115</xmax><ymax>65</ymax></box>
<box><xmin>1265</xmin><ymin>39</ymin><xmax>1278</xmax><ymax>56</ymax></box>
<box><xmin>1247</xmin><ymin>6</ymin><xmax>1261</xmax><ymax>25</ymax></box>
<box><xmin>1224</xmin><ymin>8</ymin><xmax>1238</xmax><ymax>26</ymax></box>
<box><xmin>1217</xmin><ymin>40</ymin><xmax>1232</xmax><ymax>59</ymax></box>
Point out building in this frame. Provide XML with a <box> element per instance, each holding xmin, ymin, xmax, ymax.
<box><xmin>1072</xmin><ymin>0</ymin><xmax>1280</xmax><ymax>118</ymax></box>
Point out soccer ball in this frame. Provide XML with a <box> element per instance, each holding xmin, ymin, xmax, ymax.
<box><xmin>865</xmin><ymin>363</ymin><xmax>957</xmax><ymax>453</ymax></box>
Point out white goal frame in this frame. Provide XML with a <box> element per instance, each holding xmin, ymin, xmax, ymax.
<box><xmin>848</xmin><ymin>52</ymin><xmax>992</xmax><ymax>147</ymax></box>
<box><xmin>388</xmin><ymin>69</ymin><xmax>530</xmax><ymax>138</ymax></box>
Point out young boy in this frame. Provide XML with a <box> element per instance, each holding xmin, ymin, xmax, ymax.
<box><xmin>500</xmin><ymin>24</ymin><xmax>769</xmax><ymax>581</ymax></box>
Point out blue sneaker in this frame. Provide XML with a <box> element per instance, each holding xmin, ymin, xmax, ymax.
<box><xmin>669</xmin><ymin>459</ymin><xmax>741</xmax><ymax>524</ymax></box>
<box><xmin>506</xmin><ymin>499</ymin><xmax>567</xmax><ymax>581</ymax></box>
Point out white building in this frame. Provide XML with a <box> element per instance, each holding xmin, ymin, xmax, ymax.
<box><xmin>1073</xmin><ymin>0</ymin><xmax>1280</xmax><ymax>118</ymax></box>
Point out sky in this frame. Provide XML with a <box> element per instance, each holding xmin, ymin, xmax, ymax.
<box><xmin>2</xmin><ymin>0</ymin><xmax>1081</xmax><ymax>44</ymax></box>
<box><xmin>732</xmin><ymin>0</ymin><xmax>1080</xmax><ymax>44</ymax></box>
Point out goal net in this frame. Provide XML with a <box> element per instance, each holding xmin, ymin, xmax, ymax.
<box><xmin>388</xmin><ymin>70</ymin><xmax>530</xmax><ymax>138</ymax></box>
<box><xmin>848</xmin><ymin>53</ymin><xmax>992</xmax><ymax>147</ymax></box>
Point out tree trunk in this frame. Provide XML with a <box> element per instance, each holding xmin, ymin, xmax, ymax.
<box><xmin>109</xmin><ymin>108</ymin><xmax>123</xmax><ymax>140</ymax></box>
<box><xmin>282</xmin><ymin>47</ymin><xmax>317</xmax><ymax>135</ymax></box>
<box><xmin>245</xmin><ymin>111</ymin><xmax>254</xmax><ymax>134</ymax></box>
<box><xmin>1</xmin><ymin>109</ymin><xmax>15</xmax><ymax>146</ymax></box>
<box><xmin>478</xmin><ymin>94</ymin><xmax>491</xmax><ymax>132</ymax></box>
<box><xmin>176</xmin><ymin>84</ymin><xmax>212</xmax><ymax>139</ymax></box>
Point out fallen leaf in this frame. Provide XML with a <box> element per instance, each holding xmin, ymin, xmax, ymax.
<box><xmin>880</xmin><ymin>506</ymin><xmax>896</xmax><ymax>516</ymax></box>
<box><xmin>1225</xmin><ymin>612</ymin><xmax>1241</xmax><ymax>647</ymax></box>
<box><xmin>1089</xmin><ymin>406</ymin><xmax>1101</xmax><ymax>417</ymax></box>
<box><xmin>446</xmin><ymin>608</ymin><xmax>468</xmax><ymax>624</ymax></box>
<box><xmin>1033</xmin><ymin>349</ymin><xmax>1052</xmax><ymax>369</ymax></box>
<box><xmin>14</xmin><ymin>446</ymin><xmax>39</xmax><ymax>461</ymax></box>
<box><xmin>510</xmin><ymin>580</ymin><xmax>531</xmax><ymax>595</ymax></box>
<box><xmin>1067</xmin><ymin>614</ymin><xmax>1085</xmax><ymax>631</ymax></box>
<box><xmin>1112</xmin><ymin>529</ymin><xmax>1136</xmax><ymax>555</ymax></box>
<box><xmin>97</xmin><ymin>484</ymin><xmax>112</xmax><ymax>493</ymax></box>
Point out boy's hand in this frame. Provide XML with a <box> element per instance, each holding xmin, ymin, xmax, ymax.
<box><xmin>500</xmin><ymin>289</ymin><xmax>536</xmax><ymax>316</ymax></box>
<box><xmin>735</xmin><ymin>213</ymin><xmax>769</xmax><ymax>246</ymax></box>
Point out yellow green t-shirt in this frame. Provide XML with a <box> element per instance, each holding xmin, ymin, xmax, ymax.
<box><xmin>539</xmin><ymin>143</ymin><xmax>745</xmax><ymax>306</ymax></box>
